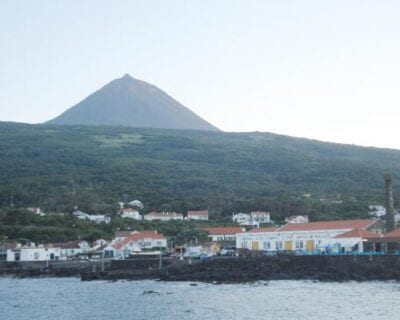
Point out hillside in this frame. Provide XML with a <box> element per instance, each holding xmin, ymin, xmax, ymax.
<box><xmin>0</xmin><ymin>122</ymin><xmax>399</xmax><ymax>221</ymax></box>
<box><xmin>47</xmin><ymin>74</ymin><xmax>219</xmax><ymax>131</ymax></box>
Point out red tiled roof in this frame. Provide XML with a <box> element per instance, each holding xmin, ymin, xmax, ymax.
<box><xmin>115</xmin><ymin>231</ymin><xmax>135</xmax><ymax>238</ymax></box>
<box><xmin>188</xmin><ymin>210</ymin><xmax>209</xmax><ymax>216</ymax></box>
<box><xmin>113</xmin><ymin>231</ymin><xmax>166</xmax><ymax>250</ymax></box>
<box><xmin>277</xmin><ymin>219</ymin><xmax>379</xmax><ymax>232</ymax></box>
<box><xmin>202</xmin><ymin>227</ymin><xmax>244</xmax><ymax>235</ymax></box>
<box><xmin>384</xmin><ymin>228</ymin><xmax>400</xmax><ymax>238</ymax></box>
<box><xmin>246</xmin><ymin>227</ymin><xmax>278</xmax><ymax>233</ymax></box>
<box><xmin>334</xmin><ymin>229</ymin><xmax>379</xmax><ymax>239</ymax></box>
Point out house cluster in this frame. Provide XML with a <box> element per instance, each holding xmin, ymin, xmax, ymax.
<box><xmin>4</xmin><ymin>230</ymin><xmax>168</xmax><ymax>262</ymax></box>
<box><xmin>7</xmin><ymin>217</ymin><xmax>400</xmax><ymax>262</ymax></box>
<box><xmin>6</xmin><ymin>240</ymin><xmax>95</xmax><ymax>262</ymax></box>
<box><xmin>198</xmin><ymin>218</ymin><xmax>391</xmax><ymax>254</ymax></box>
<box><xmin>104</xmin><ymin>230</ymin><xmax>167</xmax><ymax>258</ymax></box>
<box><xmin>232</xmin><ymin>211</ymin><xmax>271</xmax><ymax>228</ymax></box>
<box><xmin>118</xmin><ymin>208</ymin><xmax>209</xmax><ymax>221</ymax></box>
<box><xmin>72</xmin><ymin>210</ymin><xmax>111</xmax><ymax>224</ymax></box>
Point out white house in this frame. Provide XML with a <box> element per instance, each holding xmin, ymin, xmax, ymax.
<box><xmin>144</xmin><ymin>212</ymin><xmax>183</xmax><ymax>221</ymax></box>
<box><xmin>120</xmin><ymin>208</ymin><xmax>142</xmax><ymax>220</ymax></box>
<box><xmin>57</xmin><ymin>241</ymin><xmax>91</xmax><ymax>260</ymax></box>
<box><xmin>110</xmin><ymin>231</ymin><xmax>167</xmax><ymax>257</ymax></box>
<box><xmin>285</xmin><ymin>215</ymin><xmax>309</xmax><ymax>224</ymax></box>
<box><xmin>236</xmin><ymin>219</ymin><xmax>385</xmax><ymax>252</ymax></box>
<box><xmin>368</xmin><ymin>205</ymin><xmax>400</xmax><ymax>223</ymax></box>
<box><xmin>232</xmin><ymin>213</ymin><xmax>251</xmax><ymax>224</ymax></box>
<box><xmin>73</xmin><ymin>210</ymin><xmax>111</xmax><ymax>224</ymax></box>
<box><xmin>187</xmin><ymin>210</ymin><xmax>209</xmax><ymax>221</ymax></box>
<box><xmin>368</xmin><ymin>205</ymin><xmax>386</xmax><ymax>217</ymax></box>
<box><xmin>251</xmin><ymin>211</ymin><xmax>271</xmax><ymax>223</ymax></box>
<box><xmin>128</xmin><ymin>200</ymin><xmax>144</xmax><ymax>209</ymax></box>
<box><xmin>202</xmin><ymin>227</ymin><xmax>245</xmax><ymax>242</ymax></box>
<box><xmin>7</xmin><ymin>244</ymin><xmax>61</xmax><ymax>262</ymax></box>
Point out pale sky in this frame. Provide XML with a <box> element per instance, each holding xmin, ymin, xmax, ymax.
<box><xmin>1</xmin><ymin>1</ymin><xmax>400</xmax><ymax>149</ymax></box>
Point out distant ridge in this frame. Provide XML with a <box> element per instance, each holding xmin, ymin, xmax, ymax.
<box><xmin>47</xmin><ymin>74</ymin><xmax>219</xmax><ymax>131</ymax></box>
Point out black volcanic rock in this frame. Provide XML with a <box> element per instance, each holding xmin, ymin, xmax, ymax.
<box><xmin>47</xmin><ymin>74</ymin><xmax>219</xmax><ymax>131</ymax></box>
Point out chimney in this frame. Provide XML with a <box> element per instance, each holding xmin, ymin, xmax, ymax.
<box><xmin>384</xmin><ymin>173</ymin><xmax>395</xmax><ymax>232</ymax></box>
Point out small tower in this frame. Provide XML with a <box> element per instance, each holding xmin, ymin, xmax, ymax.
<box><xmin>384</xmin><ymin>173</ymin><xmax>395</xmax><ymax>233</ymax></box>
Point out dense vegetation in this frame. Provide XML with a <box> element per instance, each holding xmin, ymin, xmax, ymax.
<box><xmin>0</xmin><ymin>121</ymin><xmax>399</xmax><ymax>241</ymax></box>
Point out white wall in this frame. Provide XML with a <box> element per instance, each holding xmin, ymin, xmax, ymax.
<box><xmin>236</xmin><ymin>229</ymin><xmax>354</xmax><ymax>251</ymax></box>
<box><xmin>7</xmin><ymin>247</ymin><xmax>61</xmax><ymax>262</ymax></box>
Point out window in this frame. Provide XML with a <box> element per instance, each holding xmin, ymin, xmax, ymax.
<box><xmin>241</xmin><ymin>241</ymin><xmax>247</xmax><ymax>248</ymax></box>
<box><xmin>263</xmin><ymin>242</ymin><xmax>271</xmax><ymax>250</ymax></box>
<box><xmin>276</xmin><ymin>241</ymin><xmax>283</xmax><ymax>250</ymax></box>
<box><xmin>34</xmin><ymin>252</ymin><xmax>40</xmax><ymax>260</ymax></box>
<box><xmin>295</xmin><ymin>240</ymin><xmax>304</xmax><ymax>249</ymax></box>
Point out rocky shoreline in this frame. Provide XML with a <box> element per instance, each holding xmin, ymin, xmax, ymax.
<box><xmin>82</xmin><ymin>255</ymin><xmax>400</xmax><ymax>283</ymax></box>
<box><xmin>4</xmin><ymin>255</ymin><xmax>400</xmax><ymax>283</ymax></box>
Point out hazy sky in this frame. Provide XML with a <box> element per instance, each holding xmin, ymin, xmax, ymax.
<box><xmin>1</xmin><ymin>1</ymin><xmax>400</xmax><ymax>149</ymax></box>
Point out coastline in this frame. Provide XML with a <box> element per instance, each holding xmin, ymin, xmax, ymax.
<box><xmin>4</xmin><ymin>255</ymin><xmax>400</xmax><ymax>283</ymax></box>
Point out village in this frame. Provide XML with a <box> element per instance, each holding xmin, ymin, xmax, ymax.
<box><xmin>2</xmin><ymin>204</ymin><xmax>400</xmax><ymax>264</ymax></box>
<box><xmin>1</xmin><ymin>175</ymin><xmax>399</xmax><ymax>266</ymax></box>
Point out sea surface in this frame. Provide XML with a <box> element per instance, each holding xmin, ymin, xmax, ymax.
<box><xmin>0</xmin><ymin>277</ymin><xmax>398</xmax><ymax>320</ymax></box>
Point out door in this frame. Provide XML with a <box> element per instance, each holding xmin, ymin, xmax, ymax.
<box><xmin>284</xmin><ymin>241</ymin><xmax>293</xmax><ymax>251</ymax></box>
<box><xmin>252</xmin><ymin>241</ymin><xmax>259</xmax><ymax>250</ymax></box>
<box><xmin>306</xmin><ymin>240</ymin><xmax>314</xmax><ymax>252</ymax></box>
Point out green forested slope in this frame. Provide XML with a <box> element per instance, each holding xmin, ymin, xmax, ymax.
<box><xmin>0</xmin><ymin>122</ymin><xmax>398</xmax><ymax>221</ymax></box>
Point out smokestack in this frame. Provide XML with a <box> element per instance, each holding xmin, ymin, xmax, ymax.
<box><xmin>384</xmin><ymin>173</ymin><xmax>395</xmax><ymax>233</ymax></box>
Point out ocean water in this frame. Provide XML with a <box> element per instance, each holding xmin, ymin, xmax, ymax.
<box><xmin>0</xmin><ymin>277</ymin><xmax>398</xmax><ymax>320</ymax></box>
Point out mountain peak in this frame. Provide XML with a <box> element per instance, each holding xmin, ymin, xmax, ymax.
<box><xmin>120</xmin><ymin>73</ymin><xmax>134</xmax><ymax>81</ymax></box>
<box><xmin>47</xmin><ymin>76</ymin><xmax>219</xmax><ymax>131</ymax></box>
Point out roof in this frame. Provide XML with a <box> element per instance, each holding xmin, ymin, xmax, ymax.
<box><xmin>202</xmin><ymin>227</ymin><xmax>244</xmax><ymax>235</ymax></box>
<box><xmin>233</xmin><ymin>212</ymin><xmax>249</xmax><ymax>216</ymax></box>
<box><xmin>384</xmin><ymin>228</ymin><xmax>400</xmax><ymax>238</ymax></box>
<box><xmin>115</xmin><ymin>230</ymin><xmax>135</xmax><ymax>238</ymax></box>
<box><xmin>145</xmin><ymin>211</ymin><xmax>183</xmax><ymax>217</ymax></box>
<box><xmin>334</xmin><ymin>229</ymin><xmax>379</xmax><ymax>239</ymax></box>
<box><xmin>51</xmin><ymin>241</ymin><xmax>86</xmax><ymax>249</ymax></box>
<box><xmin>276</xmin><ymin>219</ymin><xmax>379</xmax><ymax>232</ymax></box>
<box><xmin>286</xmin><ymin>215</ymin><xmax>307</xmax><ymax>220</ymax></box>
<box><xmin>1</xmin><ymin>243</ymin><xmax>18</xmax><ymax>250</ymax></box>
<box><xmin>245</xmin><ymin>227</ymin><xmax>279</xmax><ymax>233</ymax></box>
<box><xmin>187</xmin><ymin>210</ymin><xmax>209</xmax><ymax>216</ymax></box>
<box><xmin>113</xmin><ymin>231</ymin><xmax>166</xmax><ymax>249</ymax></box>
<box><xmin>251</xmin><ymin>211</ymin><xmax>269</xmax><ymax>215</ymax></box>
<box><xmin>121</xmin><ymin>208</ymin><xmax>138</xmax><ymax>212</ymax></box>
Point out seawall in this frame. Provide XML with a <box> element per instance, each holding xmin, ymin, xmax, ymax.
<box><xmin>82</xmin><ymin>255</ymin><xmax>400</xmax><ymax>283</ymax></box>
